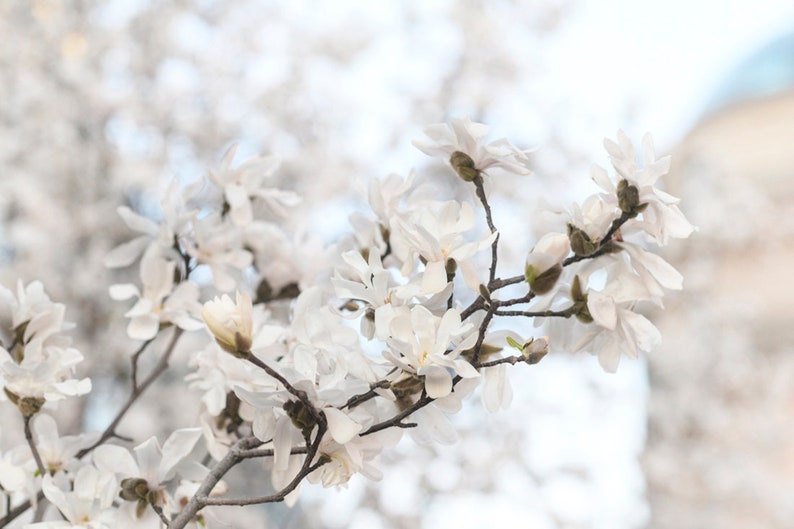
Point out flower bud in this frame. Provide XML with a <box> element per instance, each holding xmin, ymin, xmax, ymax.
<box><xmin>522</xmin><ymin>336</ymin><xmax>549</xmax><ymax>365</ymax></box>
<box><xmin>570</xmin><ymin>275</ymin><xmax>593</xmax><ymax>323</ymax></box>
<box><xmin>449</xmin><ymin>151</ymin><xmax>480</xmax><ymax>182</ymax></box>
<box><xmin>525</xmin><ymin>232</ymin><xmax>570</xmax><ymax>294</ymax></box>
<box><xmin>617</xmin><ymin>179</ymin><xmax>648</xmax><ymax>217</ymax></box>
<box><xmin>567</xmin><ymin>223</ymin><xmax>598</xmax><ymax>257</ymax></box>
<box><xmin>201</xmin><ymin>292</ymin><xmax>254</xmax><ymax>357</ymax></box>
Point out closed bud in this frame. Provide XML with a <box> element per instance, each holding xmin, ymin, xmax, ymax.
<box><xmin>525</xmin><ymin>232</ymin><xmax>570</xmax><ymax>294</ymax></box>
<box><xmin>570</xmin><ymin>275</ymin><xmax>593</xmax><ymax>323</ymax></box>
<box><xmin>283</xmin><ymin>400</ymin><xmax>317</xmax><ymax>438</ymax></box>
<box><xmin>567</xmin><ymin>224</ymin><xmax>598</xmax><ymax>257</ymax></box>
<box><xmin>525</xmin><ymin>263</ymin><xmax>562</xmax><ymax>295</ymax></box>
<box><xmin>449</xmin><ymin>151</ymin><xmax>480</xmax><ymax>182</ymax></box>
<box><xmin>617</xmin><ymin>179</ymin><xmax>648</xmax><ymax>218</ymax></box>
<box><xmin>522</xmin><ymin>336</ymin><xmax>549</xmax><ymax>365</ymax></box>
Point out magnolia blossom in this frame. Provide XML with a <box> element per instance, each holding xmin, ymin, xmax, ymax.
<box><xmin>332</xmin><ymin>249</ymin><xmax>410</xmax><ymax>340</ymax></box>
<box><xmin>201</xmin><ymin>292</ymin><xmax>254</xmax><ymax>355</ymax></box>
<box><xmin>94</xmin><ymin>428</ymin><xmax>203</xmax><ymax>527</ymax></box>
<box><xmin>392</xmin><ymin>200</ymin><xmax>496</xmax><ymax>294</ymax></box>
<box><xmin>209</xmin><ymin>144</ymin><xmax>300</xmax><ymax>226</ymax></box>
<box><xmin>575</xmin><ymin>274</ymin><xmax>663</xmax><ymax>372</ymax></box>
<box><xmin>384</xmin><ymin>306</ymin><xmax>479</xmax><ymax>399</ymax></box>
<box><xmin>27</xmin><ymin>466</ymin><xmax>118</xmax><ymax>529</ymax></box>
<box><xmin>0</xmin><ymin>280</ymin><xmax>71</xmax><ymax>347</ymax></box>
<box><xmin>0</xmin><ymin>340</ymin><xmax>91</xmax><ymax>407</ymax></box>
<box><xmin>593</xmin><ymin>130</ymin><xmax>695</xmax><ymax>244</ymax></box>
<box><xmin>308</xmin><ymin>428</ymin><xmax>401</xmax><ymax>488</ymax></box>
<box><xmin>413</xmin><ymin>116</ymin><xmax>532</xmax><ymax>176</ymax></box>
<box><xmin>31</xmin><ymin>414</ymin><xmax>100</xmax><ymax>475</ymax></box>
<box><xmin>109</xmin><ymin>247</ymin><xmax>203</xmax><ymax>340</ymax></box>
<box><xmin>187</xmin><ymin>213</ymin><xmax>253</xmax><ymax>291</ymax></box>
<box><xmin>103</xmin><ymin>179</ymin><xmax>199</xmax><ymax>270</ymax></box>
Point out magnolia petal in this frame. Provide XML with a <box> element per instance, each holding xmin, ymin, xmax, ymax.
<box><xmin>324</xmin><ymin>408</ymin><xmax>363</xmax><ymax>444</ymax></box>
<box><xmin>126</xmin><ymin>313</ymin><xmax>160</xmax><ymax>341</ymax></box>
<box><xmin>226</xmin><ymin>184</ymin><xmax>252</xmax><ymax>226</ymax></box>
<box><xmin>108</xmin><ymin>283</ymin><xmax>140</xmax><ymax>301</ymax></box>
<box><xmin>117</xmin><ymin>206</ymin><xmax>159</xmax><ymax>235</ymax></box>
<box><xmin>94</xmin><ymin>445</ymin><xmax>139</xmax><ymax>477</ymax></box>
<box><xmin>598</xmin><ymin>340</ymin><xmax>622</xmax><ymax>373</ymax></box>
<box><xmin>423</xmin><ymin>366</ymin><xmax>452</xmax><ymax>399</ymax></box>
<box><xmin>273</xmin><ymin>416</ymin><xmax>294</xmax><ymax>472</ymax></box>
<box><xmin>158</xmin><ymin>427</ymin><xmax>202</xmax><ymax>481</ymax></box>
<box><xmin>421</xmin><ymin>260</ymin><xmax>448</xmax><ymax>294</ymax></box>
<box><xmin>40</xmin><ymin>474</ymin><xmax>73</xmax><ymax>521</ymax></box>
<box><xmin>637</xmin><ymin>249</ymin><xmax>684</xmax><ymax>290</ymax></box>
<box><xmin>482</xmin><ymin>365</ymin><xmax>512</xmax><ymax>413</ymax></box>
<box><xmin>622</xmin><ymin>310</ymin><xmax>662</xmax><ymax>352</ymax></box>
<box><xmin>0</xmin><ymin>458</ymin><xmax>28</xmax><ymax>492</ymax></box>
<box><xmin>588</xmin><ymin>292</ymin><xmax>617</xmax><ymax>330</ymax></box>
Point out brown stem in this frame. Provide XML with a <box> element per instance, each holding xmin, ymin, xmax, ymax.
<box><xmin>78</xmin><ymin>327</ymin><xmax>184</xmax><ymax>458</ymax></box>
<box><xmin>24</xmin><ymin>415</ymin><xmax>45</xmax><ymax>476</ymax></box>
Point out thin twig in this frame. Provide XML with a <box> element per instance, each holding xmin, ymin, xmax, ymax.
<box><xmin>23</xmin><ymin>415</ymin><xmax>45</xmax><ymax>477</ymax></box>
<box><xmin>78</xmin><ymin>327</ymin><xmax>184</xmax><ymax>457</ymax></box>
<box><xmin>130</xmin><ymin>336</ymin><xmax>156</xmax><ymax>390</ymax></box>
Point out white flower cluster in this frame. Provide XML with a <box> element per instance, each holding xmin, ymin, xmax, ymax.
<box><xmin>0</xmin><ymin>120</ymin><xmax>691</xmax><ymax>528</ymax></box>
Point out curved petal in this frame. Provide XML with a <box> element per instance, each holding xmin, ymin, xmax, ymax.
<box><xmin>94</xmin><ymin>445</ymin><xmax>139</xmax><ymax>478</ymax></box>
<box><xmin>422</xmin><ymin>366</ymin><xmax>452</xmax><ymax>399</ymax></box>
<box><xmin>324</xmin><ymin>408</ymin><xmax>362</xmax><ymax>444</ymax></box>
<box><xmin>159</xmin><ymin>427</ymin><xmax>202</xmax><ymax>481</ymax></box>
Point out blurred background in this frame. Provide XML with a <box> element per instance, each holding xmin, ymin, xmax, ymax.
<box><xmin>1</xmin><ymin>1</ymin><xmax>793</xmax><ymax>528</ymax></box>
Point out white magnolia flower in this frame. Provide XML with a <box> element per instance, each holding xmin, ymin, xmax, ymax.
<box><xmin>209</xmin><ymin>144</ymin><xmax>300</xmax><ymax>226</ymax></box>
<box><xmin>332</xmin><ymin>250</ymin><xmax>411</xmax><ymax>340</ymax></box>
<box><xmin>109</xmin><ymin>247</ymin><xmax>203</xmax><ymax>340</ymax></box>
<box><xmin>26</xmin><ymin>465</ymin><xmax>118</xmax><ymax>529</ymax></box>
<box><xmin>568</xmin><ymin>194</ymin><xmax>616</xmax><ymax>250</ymax></box>
<box><xmin>392</xmin><ymin>200</ymin><xmax>496</xmax><ymax>294</ymax></box>
<box><xmin>574</xmin><ymin>274</ymin><xmax>662</xmax><ymax>372</ymax></box>
<box><xmin>31</xmin><ymin>414</ymin><xmax>100</xmax><ymax>475</ymax></box>
<box><xmin>413</xmin><ymin>117</ymin><xmax>532</xmax><ymax>177</ymax></box>
<box><xmin>201</xmin><ymin>291</ymin><xmax>254</xmax><ymax>355</ymax></box>
<box><xmin>186</xmin><ymin>213</ymin><xmax>253</xmax><ymax>291</ymax></box>
<box><xmin>384</xmin><ymin>306</ymin><xmax>479</xmax><ymax>399</ymax></box>
<box><xmin>308</xmin><ymin>428</ymin><xmax>401</xmax><ymax>488</ymax></box>
<box><xmin>593</xmin><ymin>130</ymin><xmax>694</xmax><ymax>245</ymax></box>
<box><xmin>0</xmin><ymin>280</ymin><xmax>71</xmax><ymax>347</ymax></box>
<box><xmin>0</xmin><ymin>339</ymin><xmax>91</xmax><ymax>407</ymax></box>
<box><xmin>94</xmin><ymin>428</ymin><xmax>203</xmax><ymax>526</ymax></box>
<box><xmin>103</xmin><ymin>179</ymin><xmax>198</xmax><ymax>269</ymax></box>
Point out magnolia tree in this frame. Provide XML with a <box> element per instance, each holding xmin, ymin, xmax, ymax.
<box><xmin>0</xmin><ymin>118</ymin><xmax>692</xmax><ymax>528</ymax></box>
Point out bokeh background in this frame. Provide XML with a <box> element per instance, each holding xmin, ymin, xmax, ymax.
<box><xmin>1</xmin><ymin>1</ymin><xmax>793</xmax><ymax>528</ymax></box>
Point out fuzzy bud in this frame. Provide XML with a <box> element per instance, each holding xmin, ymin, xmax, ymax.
<box><xmin>449</xmin><ymin>151</ymin><xmax>480</xmax><ymax>182</ymax></box>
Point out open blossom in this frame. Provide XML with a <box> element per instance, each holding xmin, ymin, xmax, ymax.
<box><xmin>392</xmin><ymin>200</ymin><xmax>496</xmax><ymax>294</ymax></box>
<box><xmin>0</xmin><ymin>280</ymin><xmax>71</xmax><ymax>348</ymax></box>
<box><xmin>109</xmin><ymin>247</ymin><xmax>203</xmax><ymax>340</ymax></box>
<box><xmin>186</xmin><ymin>213</ymin><xmax>253</xmax><ymax>291</ymax></box>
<box><xmin>31</xmin><ymin>414</ymin><xmax>100</xmax><ymax>475</ymax></box>
<box><xmin>27</xmin><ymin>466</ymin><xmax>118</xmax><ymax>529</ymax></box>
<box><xmin>308</xmin><ymin>428</ymin><xmax>401</xmax><ymax>488</ymax></box>
<box><xmin>94</xmin><ymin>428</ymin><xmax>203</xmax><ymax>527</ymax></box>
<box><xmin>593</xmin><ymin>130</ymin><xmax>694</xmax><ymax>245</ymax></box>
<box><xmin>201</xmin><ymin>291</ymin><xmax>254</xmax><ymax>355</ymax></box>
<box><xmin>413</xmin><ymin>116</ymin><xmax>532</xmax><ymax>177</ymax></box>
<box><xmin>384</xmin><ymin>305</ymin><xmax>479</xmax><ymax>399</ymax></box>
<box><xmin>209</xmin><ymin>144</ymin><xmax>300</xmax><ymax>226</ymax></box>
<box><xmin>574</xmin><ymin>273</ymin><xmax>663</xmax><ymax>372</ymax></box>
<box><xmin>103</xmin><ymin>179</ymin><xmax>199</xmax><ymax>269</ymax></box>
